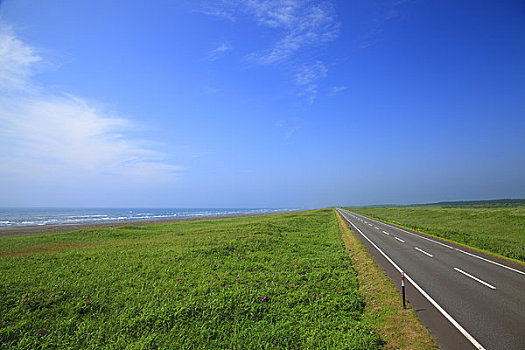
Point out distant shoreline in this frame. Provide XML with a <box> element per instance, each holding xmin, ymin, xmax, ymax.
<box><xmin>0</xmin><ymin>212</ymin><xmax>274</xmax><ymax>237</ymax></box>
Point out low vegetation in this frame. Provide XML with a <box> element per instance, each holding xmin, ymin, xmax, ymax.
<box><xmin>1</xmin><ymin>209</ymin><xmax>391</xmax><ymax>349</ymax></box>
<box><xmin>344</xmin><ymin>205</ymin><xmax>525</xmax><ymax>263</ymax></box>
<box><xmin>411</xmin><ymin>199</ymin><xmax>525</xmax><ymax>208</ymax></box>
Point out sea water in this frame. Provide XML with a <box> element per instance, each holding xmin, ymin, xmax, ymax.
<box><xmin>0</xmin><ymin>208</ymin><xmax>297</xmax><ymax>227</ymax></box>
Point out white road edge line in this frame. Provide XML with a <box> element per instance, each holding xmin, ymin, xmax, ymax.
<box><xmin>454</xmin><ymin>248</ymin><xmax>525</xmax><ymax>276</ymax></box>
<box><xmin>454</xmin><ymin>268</ymin><xmax>496</xmax><ymax>290</ymax></box>
<box><xmin>415</xmin><ymin>247</ymin><xmax>433</xmax><ymax>257</ymax></box>
<box><xmin>382</xmin><ymin>230</ymin><xmax>390</xmax><ymax>235</ymax></box>
<box><xmin>394</xmin><ymin>237</ymin><xmax>405</xmax><ymax>243</ymax></box>
<box><xmin>336</xmin><ymin>209</ymin><xmax>486</xmax><ymax>350</ymax></box>
<box><xmin>351</xmin><ymin>212</ymin><xmax>525</xmax><ymax>276</ymax></box>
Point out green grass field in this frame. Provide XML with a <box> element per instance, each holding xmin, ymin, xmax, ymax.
<box><xmin>1</xmin><ymin>209</ymin><xmax>384</xmax><ymax>349</ymax></box>
<box><xmin>344</xmin><ymin>206</ymin><xmax>525</xmax><ymax>262</ymax></box>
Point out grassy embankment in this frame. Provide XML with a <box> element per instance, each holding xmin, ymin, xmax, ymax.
<box><xmin>1</xmin><ymin>209</ymin><xmax>435</xmax><ymax>349</ymax></box>
<box><xmin>344</xmin><ymin>204</ymin><xmax>525</xmax><ymax>263</ymax></box>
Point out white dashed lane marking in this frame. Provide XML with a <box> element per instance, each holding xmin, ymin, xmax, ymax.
<box><xmin>415</xmin><ymin>247</ymin><xmax>433</xmax><ymax>257</ymax></box>
<box><xmin>454</xmin><ymin>268</ymin><xmax>496</xmax><ymax>290</ymax></box>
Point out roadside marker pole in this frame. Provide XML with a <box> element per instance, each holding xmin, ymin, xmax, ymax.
<box><xmin>401</xmin><ymin>272</ymin><xmax>406</xmax><ymax>309</ymax></box>
<box><xmin>338</xmin><ymin>209</ymin><xmax>486</xmax><ymax>349</ymax></box>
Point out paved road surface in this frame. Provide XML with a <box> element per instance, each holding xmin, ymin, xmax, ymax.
<box><xmin>337</xmin><ymin>208</ymin><xmax>525</xmax><ymax>350</ymax></box>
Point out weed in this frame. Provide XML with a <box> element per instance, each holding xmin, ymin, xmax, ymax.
<box><xmin>0</xmin><ymin>209</ymin><xmax>383</xmax><ymax>349</ymax></box>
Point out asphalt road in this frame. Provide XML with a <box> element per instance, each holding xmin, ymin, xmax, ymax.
<box><xmin>337</xmin><ymin>208</ymin><xmax>525</xmax><ymax>350</ymax></box>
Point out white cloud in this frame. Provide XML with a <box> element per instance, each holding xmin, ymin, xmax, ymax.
<box><xmin>275</xmin><ymin>117</ymin><xmax>301</xmax><ymax>140</ymax></box>
<box><xmin>0</xmin><ymin>22</ymin><xmax>180</xmax><ymax>186</ymax></box>
<box><xmin>297</xmin><ymin>84</ymin><xmax>319</xmax><ymax>106</ymax></box>
<box><xmin>294</xmin><ymin>61</ymin><xmax>327</xmax><ymax>104</ymax></box>
<box><xmin>330</xmin><ymin>85</ymin><xmax>348</xmax><ymax>95</ymax></box>
<box><xmin>202</xmin><ymin>1</ymin><xmax>340</xmax><ymax>105</ymax></box>
<box><xmin>206</xmin><ymin>41</ymin><xmax>233</xmax><ymax>61</ymax></box>
<box><xmin>242</xmin><ymin>0</ymin><xmax>340</xmax><ymax>64</ymax></box>
<box><xmin>0</xmin><ymin>24</ymin><xmax>41</xmax><ymax>91</ymax></box>
<box><xmin>197</xmin><ymin>1</ymin><xmax>237</xmax><ymax>22</ymax></box>
<box><xmin>244</xmin><ymin>1</ymin><xmax>339</xmax><ymax>104</ymax></box>
<box><xmin>295</xmin><ymin>61</ymin><xmax>327</xmax><ymax>85</ymax></box>
<box><xmin>359</xmin><ymin>0</ymin><xmax>414</xmax><ymax>49</ymax></box>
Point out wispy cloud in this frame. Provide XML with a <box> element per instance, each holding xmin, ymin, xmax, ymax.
<box><xmin>0</xmin><ymin>24</ymin><xmax>41</xmax><ymax>92</ymax></box>
<box><xmin>330</xmin><ymin>85</ymin><xmax>348</xmax><ymax>95</ymax></box>
<box><xmin>294</xmin><ymin>61</ymin><xmax>328</xmax><ymax>85</ymax></box>
<box><xmin>294</xmin><ymin>61</ymin><xmax>327</xmax><ymax>105</ymax></box>
<box><xmin>197</xmin><ymin>1</ymin><xmax>237</xmax><ymax>22</ymax></box>
<box><xmin>242</xmin><ymin>0</ymin><xmax>340</xmax><ymax>64</ymax></box>
<box><xmin>0</xmin><ymin>23</ymin><xmax>180</xmax><ymax>185</ymax></box>
<box><xmin>201</xmin><ymin>85</ymin><xmax>221</xmax><ymax>94</ymax></box>
<box><xmin>359</xmin><ymin>0</ymin><xmax>414</xmax><ymax>49</ymax></box>
<box><xmin>202</xmin><ymin>0</ymin><xmax>340</xmax><ymax>105</ymax></box>
<box><xmin>206</xmin><ymin>41</ymin><xmax>233</xmax><ymax>61</ymax></box>
<box><xmin>275</xmin><ymin>118</ymin><xmax>301</xmax><ymax>140</ymax></box>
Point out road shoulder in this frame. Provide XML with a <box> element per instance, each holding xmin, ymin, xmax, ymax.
<box><xmin>336</xmin><ymin>210</ymin><xmax>438</xmax><ymax>349</ymax></box>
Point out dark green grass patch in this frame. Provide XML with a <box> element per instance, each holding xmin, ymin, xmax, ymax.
<box><xmin>344</xmin><ymin>207</ymin><xmax>525</xmax><ymax>262</ymax></box>
<box><xmin>1</xmin><ymin>210</ymin><xmax>382</xmax><ymax>349</ymax></box>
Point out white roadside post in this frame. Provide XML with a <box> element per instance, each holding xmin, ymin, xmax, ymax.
<box><xmin>402</xmin><ymin>271</ymin><xmax>406</xmax><ymax>309</ymax></box>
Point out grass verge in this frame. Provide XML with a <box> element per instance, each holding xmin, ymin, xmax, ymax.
<box><xmin>1</xmin><ymin>209</ymin><xmax>385</xmax><ymax>349</ymax></box>
<box><xmin>344</xmin><ymin>207</ymin><xmax>525</xmax><ymax>264</ymax></box>
<box><xmin>335</xmin><ymin>211</ymin><xmax>438</xmax><ymax>349</ymax></box>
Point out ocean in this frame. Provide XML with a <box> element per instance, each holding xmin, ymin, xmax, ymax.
<box><xmin>0</xmin><ymin>208</ymin><xmax>297</xmax><ymax>227</ymax></box>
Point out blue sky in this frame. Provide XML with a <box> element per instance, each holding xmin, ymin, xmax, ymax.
<box><xmin>1</xmin><ymin>0</ymin><xmax>524</xmax><ymax>208</ymax></box>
